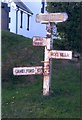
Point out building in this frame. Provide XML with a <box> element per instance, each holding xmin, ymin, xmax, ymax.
<box><xmin>1</xmin><ymin>0</ymin><xmax>46</xmax><ymax>38</ymax></box>
<box><xmin>1</xmin><ymin>0</ymin><xmax>33</xmax><ymax>37</ymax></box>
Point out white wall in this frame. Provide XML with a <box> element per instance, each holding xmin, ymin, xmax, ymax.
<box><xmin>17</xmin><ymin>10</ymin><xmax>33</xmax><ymax>38</ymax></box>
<box><xmin>8</xmin><ymin>2</ymin><xmax>17</xmax><ymax>33</ymax></box>
<box><xmin>17</xmin><ymin>1</ymin><xmax>46</xmax><ymax>38</ymax></box>
<box><xmin>24</xmin><ymin>2</ymin><xmax>46</xmax><ymax>38</ymax></box>
<box><xmin>8</xmin><ymin>1</ymin><xmax>46</xmax><ymax>38</ymax></box>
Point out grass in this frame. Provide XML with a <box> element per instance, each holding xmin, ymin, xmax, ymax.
<box><xmin>1</xmin><ymin>31</ymin><xmax>80</xmax><ymax>118</ymax></box>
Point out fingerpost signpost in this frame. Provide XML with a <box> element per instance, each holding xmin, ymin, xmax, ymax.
<box><xmin>13</xmin><ymin>12</ymin><xmax>72</xmax><ymax>96</ymax></box>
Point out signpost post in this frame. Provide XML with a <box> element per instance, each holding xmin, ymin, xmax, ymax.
<box><xmin>42</xmin><ymin>22</ymin><xmax>53</xmax><ymax>96</ymax></box>
<box><xmin>13</xmin><ymin>12</ymin><xmax>72</xmax><ymax>96</ymax></box>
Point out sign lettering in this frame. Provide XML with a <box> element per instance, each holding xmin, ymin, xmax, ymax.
<box><xmin>13</xmin><ymin>66</ymin><xmax>43</xmax><ymax>75</ymax></box>
<box><xmin>50</xmin><ymin>50</ymin><xmax>72</xmax><ymax>59</ymax></box>
<box><xmin>33</xmin><ymin>36</ymin><xmax>47</xmax><ymax>46</ymax></box>
<box><xmin>33</xmin><ymin>37</ymin><xmax>51</xmax><ymax>49</ymax></box>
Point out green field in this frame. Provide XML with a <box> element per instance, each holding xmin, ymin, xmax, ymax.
<box><xmin>2</xmin><ymin>31</ymin><xmax>80</xmax><ymax>118</ymax></box>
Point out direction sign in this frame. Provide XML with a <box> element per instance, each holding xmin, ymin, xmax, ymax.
<box><xmin>33</xmin><ymin>36</ymin><xmax>51</xmax><ymax>50</ymax></box>
<box><xmin>13</xmin><ymin>66</ymin><xmax>43</xmax><ymax>75</ymax></box>
<box><xmin>33</xmin><ymin>36</ymin><xmax>47</xmax><ymax>46</ymax></box>
<box><xmin>36</xmin><ymin>13</ymin><xmax>68</xmax><ymax>23</ymax></box>
<box><xmin>50</xmin><ymin>50</ymin><xmax>72</xmax><ymax>59</ymax></box>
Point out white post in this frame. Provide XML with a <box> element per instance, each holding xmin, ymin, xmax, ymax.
<box><xmin>43</xmin><ymin>47</ymin><xmax>50</xmax><ymax>96</ymax></box>
<box><xmin>43</xmin><ymin>23</ymin><xmax>53</xmax><ymax>96</ymax></box>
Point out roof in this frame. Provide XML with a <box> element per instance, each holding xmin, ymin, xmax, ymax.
<box><xmin>15</xmin><ymin>0</ymin><xmax>33</xmax><ymax>15</ymax></box>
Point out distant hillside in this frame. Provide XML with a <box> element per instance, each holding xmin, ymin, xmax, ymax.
<box><xmin>2</xmin><ymin>31</ymin><xmax>44</xmax><ymax>84</ymax></box>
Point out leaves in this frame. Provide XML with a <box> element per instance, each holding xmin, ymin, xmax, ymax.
<box><xmin>46</xmin><ymin>2</ymin><xmax>81</xmax><ymax>52</ymax></box>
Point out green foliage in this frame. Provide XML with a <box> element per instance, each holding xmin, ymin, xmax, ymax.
<box><xmin>46</xmin><ymin>2</ymin><xmax>81</xmax><ymax>52</ymax></box>
<box><xmin>53</xmin><ymin>38</ymin><xmax>69</xmax><ymax>50</ymax></box>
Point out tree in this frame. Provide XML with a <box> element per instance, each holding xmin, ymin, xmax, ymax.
<box><xmin>46</xmin><ymin>2</ymin><xmax>81</xmax><ymax>52</ymax></box>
